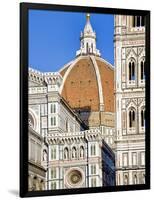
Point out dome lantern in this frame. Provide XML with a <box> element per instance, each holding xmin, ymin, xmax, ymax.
<box><xmin>76</xmin><ymin>14</ymin><xmax>101</xmax><ymax>57</ymax></box>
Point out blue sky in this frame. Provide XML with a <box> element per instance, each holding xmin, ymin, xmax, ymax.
<box><xmin>29</xmin><ymin>10</ymin><xmax>114</xmax><ymax>72</ymax></box>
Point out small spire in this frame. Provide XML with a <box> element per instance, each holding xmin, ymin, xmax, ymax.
<box><xmin>86</xmin><ymin>13</ymin><xmax>90</xmax><ymax>21</ymax></box>
<box><xmin>76</xmin><ymin>13</ymin><xmax>101</xmax><ymax>57</ymax></box>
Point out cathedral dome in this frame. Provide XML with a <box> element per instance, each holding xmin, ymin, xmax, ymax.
<box><xmin>59</xmin><ymin>55</ymin><xmax>114</xmax><ymax>113</ymax></box>
<box><xmin>59</xmin><ymin>14</ymin><xmax>114</xmax><ymax>126</ymax></box>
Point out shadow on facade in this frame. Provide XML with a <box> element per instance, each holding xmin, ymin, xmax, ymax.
<box><xmin>74</xmin><ymin>106</ymin><xmax>91</xmax><ymax>129</ymax></box>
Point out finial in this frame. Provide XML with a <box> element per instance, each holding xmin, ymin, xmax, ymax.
<box><xmin>86</xmin><ymin>13</ymin><xmax>90</xmax><ymax>21</ymax></box>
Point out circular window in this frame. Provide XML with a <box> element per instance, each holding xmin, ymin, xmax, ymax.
<box><xmin>67</xmin><ymin>170</ymin><xmax>83</xmax><ymax>186</ymax></box>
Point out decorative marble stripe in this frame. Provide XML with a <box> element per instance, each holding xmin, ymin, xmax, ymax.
<box><xmin>90</xmin><ymin>56</ymin><xmax>104</xmax><ymax>111</ymax></box>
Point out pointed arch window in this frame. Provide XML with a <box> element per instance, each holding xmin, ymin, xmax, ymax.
<box><xmin>91</xmin><ymin>164</ymin><xmax>96</xmax><ymax>175</ymax></box>
<box><xmin>50</xmin><ymin>103</ymin><xmax>56</xmax><ymax>113</ymax></box>
<box><xmin>141</xmin><ymin>16</ymin><xmax>145</xmax><ymax>27</ymax></box>
<box><xmin>141</xmin><ymin>109</ymin><xmax>145</xmax><ymax>127</ymax></box>
<box><xmin>51</xmin><ymin>182</ymin><xmax>56</xmax><ymax>189</ymax></box>
<box><xmin>64</xmin><ymin>147</ymin><xmax>69</xmax><ymax>160</ymax></box>
<box><xmin>72</xmin><ymin>147</ymin><xmax>77</xmax><ymax>159</ymax></box>
<box><xmin>86</xmin><ymin>43</ymin><xmax>89</xmax><ymax>53</ymax></box>
<box><xmin>133</xmin><ymin>175</ymin><xmax>137</xmax><ymax>184</ymax></box>
<box><xmin>91</xmin><ymin>177</ymin><xmax>96</xmax><ymax>187</ymax></box>
<box><xmin>51</xmin><ymin>168</ymin><xmax>57</xmax><ymax>179</ymax></box>
<box><xmin>142</xmin><ymin>174</ymin><xmax>145</xmax><ymax>184</ymax></box>
<box><xmin>132</xmin><ymin>16</ymin><xmax>136</xmax><ymax>27</ymax></box>
<box><xmin>91</xmin><ymin>43</ymin><xmax>93</xmax><ymax>53</ymax></box>
<box><xmin>129</xmin><ymin>60</ymin><xmax>135</xmax><ymax>81</ymax></box>
<box><xmin>137</xmin><ymin>16</ymin><xmax>140</xmax><ymax>27</ymax></box>
<box><xmin>124</xmin><ymin>174</ymin><xmax>129</xmax><ymax>185</ymax></box>
<box><xmin>90</xmin><ymin>144</ymin><xmax>96</xmax><ymax>156</ymax></box>
<box><xmin>51</xmin><ymin>146</ymin><xmax>56</xmax><ymax>160</ymax></box>
<box><xmin>132</xmin><ymin>16</ymin><xmax>145</xmax><ymax>27</ymax></box>
<box><xmin>28</xmin><ymin>113</ymin><xmax>35</xmax><ymax>130</ymax></box>
<box><xmin>80</xmin><ymin>146</ymin><xmax>84</xmax><ymax>158</ymax></box>
<box><xmin>51</xmin><ymin>116</ymin><xmax>56</xmax><ymax>126</ymax></box>
<box><xmin>66</xmin><ymin>119</ymin><xmax>70</xmax><ymax>132</ymax></box>
<box><xmin>140</xmin><ymin>60</ymin><xmax>145</xmax><ymax>80</ymax></box>
<box><xmin>43</xmin><ymin>149</ymin><xmax>47</xmax><ymax>161</ymax></box>
<box><xmin>129</xmin><ymin>109</ymin><xmax>136</xmax><ymax>128</ymax></box>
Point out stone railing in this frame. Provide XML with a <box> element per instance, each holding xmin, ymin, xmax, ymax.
<box><xmin>46</xmin><ymin>128</ymin><xmax>101</xmax><ymax>138</ymax></box>
<box><xmin>29</xmin><ymin>87</ymin><xmax>47</xmax><ymax>94</ymax></box>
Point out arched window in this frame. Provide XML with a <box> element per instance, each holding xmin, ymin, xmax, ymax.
<box><xmin>50</xmin><ymin>103</ymin><xmax>56</xmax><ymax>113</ymax></box>
<box><xmin>91</xmin><ymin>164</ymin><xmax>96</xmax><ymax>174</ymax></box>
<box><xmin>40</xmin><ymin>180</ymin><xmax>45</xmax><ymax>190</ymax></box>
<box><xmin>43</xmin><ymin>150</ymin><xmax>47</xmax><ymax>161</ymax></box>
<box><xmin>28</xmin><ymin>175</ymin><xmax>33</xmax><ymax>191</ymax></box>
<box><xmin>91</xmin><ymin>43</ymin><xmax>93</xmax><ymax>53</ymax></box>
<box><xmin>137</xmin><ymin>16</ymin><xmax>140</xmax><ymax>26</ymax></box>
<box><xmin>142</xmin><ymin>174</ymin><xmax>145</xmax><ymax>184</ymax></box>
<box><xmin>51</xmin><ymin>182</ymin><xmax>56</xmax><ymax>189</ymax></box>
<box><xmin>132</xmin><ymin>16</ymin><xmax>145</xmax><ymax>27</ymax></box>
<box><xmin>51</xmin><ymin>168</ymin><xmax>56</xmax><ymax>179</ymax></box>
<box><xmin>132</xmin><ymin>16</ymin><xmax>136</xmax><ymax>27</ymax></box>
<box><xmin>124</xmin><ymin>174</ymin><xmax>128</xmax><ymax>185</ymax></box>
<box><xmin>140</xmin><ymin>60</ymin><xmax>145</xmax><ymax>80</ymax></box>
<box><xmin>80</xmin><ymin>146</ymin><xmax>84</xmax><ymax>158</ymax></box>
<box><xmin>64</xmin><ymin>147</ymin><xmax>69</xmax><ymax>159</ymax></box>
<box><xmin>129</xmin><ymin>109</ymin><xmax>136</xmax><ymax>128</ymax></box>
<box><xmin>28</xmin><ymin>113</ymin><xmax>35</xmax><ymax>129</ymax></box>
<box><xmin>129</xmin><ymin>60</ymin><xmax>135</xmax><ymax>81</ymax></box>
<box><xmin>90</xmin><ymin>144</ymin><xmax>96</xmax><ymax>156</ymax></box>
<box><xmin>51</xmin><ymin>146</ymin><xmax>56</xmax><ymax>160</ymax></box>
<box><xmin>91</xmin><ymin>177</ymin><xmax>96</xmax><ymax>187</ymax></box>
<box><xmin>65</xmin><ymin>119</ymin><xmax>70</xmax><ymax>132</ymax></box>
<box><xmin>133</xmin><ymin>175</ymin><xmax>137</xmax><ymax>184</ymax></box>
<box><xmin>72</xmin><ymin>147</ymin><xmax>77</xmax><ymax>159</ymax></box>
<box><xmin>141</xmin><ymin>109</ymin><xmax>145</xmax><ymax>127</ymax></box>
<box><xmin>51</xmin><ymin>117</ymin><xmax>56</xmax><ymax>126</ymax></box>
<box><xmin>86</xmin><ymin>43</ymin><xmax>89</xmax><ymax>53</ymax></box>
<box><xmin>141</xmin><ymin>16</ymin><xmax>145</xmax><ymax>26</ymax></box>
<box><xmin>33</xmin><ymin>176</ymin><xmax>39</xmax><ymax>191</ymax></box>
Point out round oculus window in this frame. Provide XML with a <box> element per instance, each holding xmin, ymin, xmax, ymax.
<box><xmin>68</xmin><ymin>170</ymin><xmax>82</xmax><ymax>186</ymax></box>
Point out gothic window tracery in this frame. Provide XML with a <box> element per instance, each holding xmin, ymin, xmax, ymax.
<box><xmin>39</xmin><ymin>180</ymin><xmax>45</xmax><ymax>190</ymax></box>
<box><xmin>79</xmin><ymin>146</ymin><xmax>84</xmax><ymax>158</ymax></box>
<box><xmin>91</xmin><ymin>164</ymin><xmax>96</xmax><ymax>174</ymax></box>
<box><xmin>90</xmin><ymin>144</ymin><xmax>96</xmax><ymax>156</ymax></box>
<box><xmin>133</xmin><ymin>174</ymin><xmax>137</xmax><ymax>184</ymax></box>
<box><xmin>50</xmin><ymin>103</ymin><xmax>56</xmax><ymax>113</ymax></box>
<box><xmin>28</xmin><ymin>113</ymin><xmax>35</xmax><ymax>129</ymax></box>
<box><xmin>129</xmin><ymin>108</ymin><xmax>136</xmax><ymax>128</ymax></box>
<box><xmin>72</xmin><ymin>147</ymin><xmax>77</xmax><ymax>159</ymax></box>
<box><xmin>64</xmin><ymin>147</ymin><xmax>69</xmax><ymax>159</ymax></box>
<box><xmin>86</xmin><ymin>43</ymin><xmax>88</xmax><ymax>53</ymax></box>
<box><xmin>140</xmin><ymin>59</ymin><xmax>145</xmax><ymax>80</ymax></box>
<box><xmin>128</xmin><ymin>59</ymin><xmax>135</xmax><ymax>81</ymax></box>
<box><xmin>124</xmin><ymin>174</ymin><xmax>128</xmax><ymax>185</ymax></box>
<box><xmin>51</xmin><ymin>116</ymin><xmax>56</xmax><ymax>126</ymax></box>
<box><xmin>43</xmin><ymin>149</ymin><xmax>47</xmax><ymax>161</ymax></box>
<box><xmin>91</xmin><ymin>177</ymin><xmax>96</xmax><ymax>187</ymax></box>
<box><xmin>66</xmin><ymin>119</ymin><xmax>69</xmax><ymax>132</ymax></box>
<box><xmin>141</xmin><ymin>108</ymin><xmax>145</xmax><ymax>127</ymax></box>
<box><xmin>51</xmin><ymin>146</ymin><xmax>56</xmax><ymax>160</ymax></box>
<box><xmin>51</xmin><ymin>167</ymin><xmax>56</xmax><ymax>179</ymax></box>
<box><xmin>91</xmin><ymin>43</ymin><xmax>93</xmax><ymax>53</ymax></box>
<box><xmin>51</xmin><ymin>182</ymin><xmax>56</xmax><ymax>189</ymax></box>
<box><xmin>142</xmin><ymin>173</ymin><xmax>145</xmax><ymax>184</ymax></box>
<box><xmin>132</xmin><ymin>16</ymin><xmax>145</xmax><ymax>27</ymax></box>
